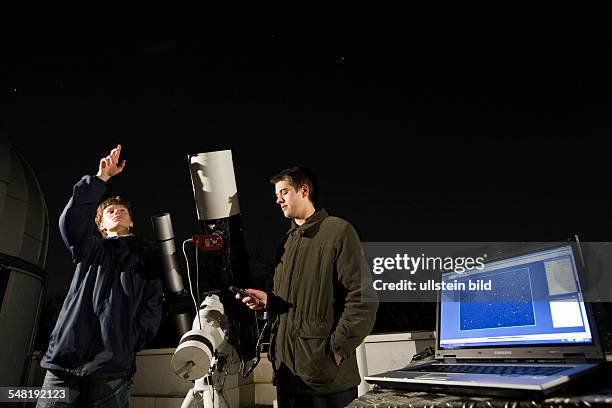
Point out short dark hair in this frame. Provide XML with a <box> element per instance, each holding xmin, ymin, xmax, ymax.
<box><xmin>270</xmin><ymin>166</ymin><xmax>318</xmax><ymax>205</ymax></box>
<box><xmin>95</xmin><ymin>195</ymin><xmax>133</xmax><ymax>238</ymax></box>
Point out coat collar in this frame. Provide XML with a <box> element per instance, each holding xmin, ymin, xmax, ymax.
<box><xmin>287</xmin><ymin>208</ymin><xmax>329</xmax><ymax>235</ymax></box>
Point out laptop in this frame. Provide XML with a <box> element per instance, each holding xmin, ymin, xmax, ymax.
<box><xmin>365</xmin><ymin>242</ymin><xmax>605</xmax><ymax>398</ymax></box>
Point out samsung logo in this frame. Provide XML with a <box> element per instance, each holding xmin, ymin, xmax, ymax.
<box><xmin>494</xmin><ymin>351</ymin><xmax>512</xmax><ymax>355</ymax></box>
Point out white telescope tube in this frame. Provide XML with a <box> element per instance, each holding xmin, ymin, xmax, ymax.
<box><xmin>188</xmin><ymin>150</ymin><xmax>241</xmax><ymax>221</ymax></box>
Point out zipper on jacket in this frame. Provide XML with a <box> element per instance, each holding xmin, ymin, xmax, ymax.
<box><xmin>286</xmin><ymin>231</ymin><xmax>302</xmax><ymax>372</ymax></box>
<box><xmin>286</xmin><ymin>231</ymin><xmax>302</xmax><ymax>304</ymax></box>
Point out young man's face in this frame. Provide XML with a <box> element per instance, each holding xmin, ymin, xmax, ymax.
<box><xmin>99</xmin><ymin>204</ymin><xmax>133</xmax><ymax>236</ymax></box>
<box><xmin>275</xmin><ymin>179</ymin><xmax>309</xmax><ymax>219</ymax></box>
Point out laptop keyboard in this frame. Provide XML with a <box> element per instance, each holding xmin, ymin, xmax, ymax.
<box><xmin>404</xmin><ymin>364</ymin><xmax>568</xmax><ymax>376</ymax></box>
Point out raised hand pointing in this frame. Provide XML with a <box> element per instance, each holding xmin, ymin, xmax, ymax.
<box><xmin>96</xmin><ymin>144</ymin><xmax>126</xmax><ymax>182</ymax></box>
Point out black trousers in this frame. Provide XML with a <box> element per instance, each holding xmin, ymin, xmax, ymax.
<box><xmin>277</xmin><ymin>386</ymin><xmax>358</xmax><ymax>408</ymax></box>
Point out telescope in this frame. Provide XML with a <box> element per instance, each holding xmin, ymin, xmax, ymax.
<box><xmin>152</xmin><ymin>150</ymin><xmax>260</xmax><ymax>408</ymax></box>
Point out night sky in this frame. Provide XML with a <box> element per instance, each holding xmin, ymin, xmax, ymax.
<box><xmin>4</xmin><ymin>3</ymin><xmax>612</xmax><ymax>342</ymax></box>
<box><xmin>460</xmin><ymin>269</ymin><xmax>535</xmax><ymax>331</ymax></box>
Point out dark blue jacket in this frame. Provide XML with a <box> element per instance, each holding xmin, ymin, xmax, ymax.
<box><xmin>41</xmin><ymin>175</ymin><xmax>163</xmax><ymax>378</ymax></box>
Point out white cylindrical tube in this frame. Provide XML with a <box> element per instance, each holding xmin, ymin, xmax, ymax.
<box><xmin>188</xmin><ymin>150</ymin><xmax>241</xmax><ymax>221</ymax></box>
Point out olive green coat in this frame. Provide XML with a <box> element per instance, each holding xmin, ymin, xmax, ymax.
<box><xmin>268</xmin><ymin>209</ymin><xmax>378</xmax><ymax>394</ymax></box>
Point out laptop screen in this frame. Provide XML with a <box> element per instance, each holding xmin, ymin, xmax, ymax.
<box><xmin>439</xmin><ymin>244</ymin><xmax>593</xmax><ymax>349</ymax></box>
